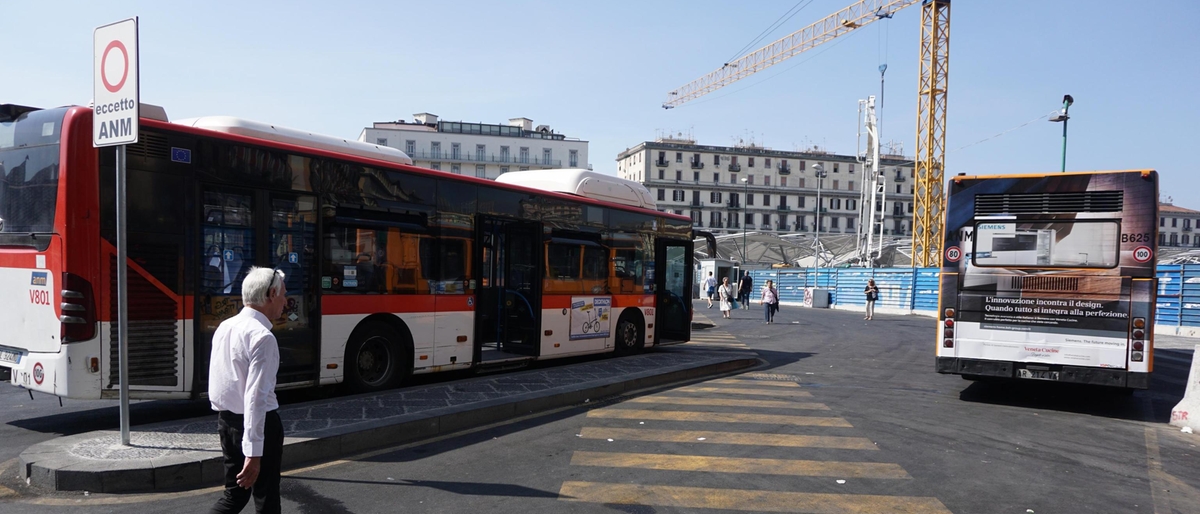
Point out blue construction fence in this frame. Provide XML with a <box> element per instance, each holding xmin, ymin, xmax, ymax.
<box><xmin>747</xmin><ymin>265</ymin><xmax>1200</xmax><ymax>334</ymax></box>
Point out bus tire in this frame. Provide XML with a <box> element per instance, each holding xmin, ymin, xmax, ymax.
<box><xmin>345</xmin><ymin>322</ymin><xmax>407</xmax><ymax>393</ymax></box>
<box><xmin>614</xmin><ymin>311</ymin><xmax>644</xmax><ymax>356</ymax></box>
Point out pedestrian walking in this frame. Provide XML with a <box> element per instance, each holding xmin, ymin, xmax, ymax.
<box><xmin>761</xmin><ymin>279</ymin><xmax>779</xmax><ymax>323</ymax></box>
<box><xmin>208</xmin><ymin>267</ymin><xmax>287</xmax><ymax>514</ymax></box>
<box><xmin>702</xmin><ymin>272</ymin><xmax>717</xmax><ymax>309</ymax></box>
<box><xmin>718</xmin><ymin>276</ymin><xmax>735</xmax><ymax>319</ymax></box>
<box><xmin>738</xmin><ymin>271</ymin><xmax>754</xmax><ymax>309</ymax></box>
<box><xmin>864</xmin><ymin>278</ymin><xmax>879</xmax><ymax>321</ymax></box>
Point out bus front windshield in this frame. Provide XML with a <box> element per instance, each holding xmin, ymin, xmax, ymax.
<box><xmin>972</xmin><ymin>220</ymin><xmax>1119</xmax><ymax>268</ymax></box>
<box><xmin>0</xmin><ymin>107</ymin><xmax>64</xmax><ymax>234</ymax></box>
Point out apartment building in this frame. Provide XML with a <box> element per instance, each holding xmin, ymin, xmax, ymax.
<box><xmin>359</xmin><ymin>113</ymin><xmax>588</xmax><ymax>180</ymax></box>
<box><xmin>617</xmin><ymin>138</ymin><xmax>915</xmax><ymax>236</ymax></box>
<box><xmin>1160</xmin><ymin>202</ymin><xmax>1200</xmax><ymax>247</ymax></box>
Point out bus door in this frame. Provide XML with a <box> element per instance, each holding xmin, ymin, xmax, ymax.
<box><xmin>196</xmin><ymin>188</ymin><xmax>319</xmax><ymax>389</ymax></box>
<box><xmin>474</xmin><ymin>216</ymin><xmax>541</xmax><ymax>360</ymax></box>
<box><xmin>654</xmin><ymin>238</ymin><xmax>694</xmax><ymax>343</ymax></box>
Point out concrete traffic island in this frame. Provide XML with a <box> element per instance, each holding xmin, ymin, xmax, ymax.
<box><xmin>20</xmin><ymin>347</ymin><xmax>757</xmax><ymax>493</ymax></box>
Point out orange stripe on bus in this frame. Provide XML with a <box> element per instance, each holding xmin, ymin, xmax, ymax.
<box><xmin>323</xmin><ymin>295</ymin><xmax>440</xmax><ymax>315</ymax></box>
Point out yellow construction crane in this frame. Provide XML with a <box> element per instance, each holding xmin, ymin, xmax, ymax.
<box><xmin>663</xmin><ymin>0</ymin><xmax>951</xmax><ymax>267</ymax></box>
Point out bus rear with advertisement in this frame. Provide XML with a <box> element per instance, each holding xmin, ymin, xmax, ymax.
<box><xmin>936</xmin><ymin>170</ymin><xmax>1158</xmax><ymax>389</ymax></box>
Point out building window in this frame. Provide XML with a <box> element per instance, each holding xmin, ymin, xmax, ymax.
<box><xmin>1173</xmin><ymin>218</ymin><xmax>1178</xmax><ymax>227</ymax></box>
<box><xmin>781</xmin><ymin>177</ymin><xmax>787</xmax><ymax>187</ymax></box>
<box><xmin>730</xmin><ymin>175</ymin><xmax>737</xmax><ymax>184</ymax></box>
<box><xmin>500</xmin><ymin>166</ymin><xmax>509</xmax><ymax>174</ymax></box>
<box><xmin>779</xmin><ymin>196</ymin><xmax>788</xmax><ymax>208</ymax></box>
<box><xmin>451</xmin><ymin>164</ymin><xmax>461</xmax><ymax>174</ymax></box>
<box><xmin>763</xmin><ymin>195</ymin><xmax>771</xmax><ymax>207</ymax></box>
<box><xmin>710</xmin><ymin>192</ymin><xmax>722</xmax><ymax>203</ymax></box>
<box><xmin>404</xmin><ymin>140</ymin><xmax>415</xmax><ymax>155</ymax></box>
<box><xmin>713</xmin><ymin>173</ymin><xmax>720</xmax><ymax>182</ymax></box>
<box><xmin>431</xmin><ymin>142</ymin><xmax>441</xmax><ymax>159</ymax></box>
<box><xmin>896</xmin><ymin>184</ymin><xmax>902</xmax><ymax>194</ymax></box>
<box><xmin>543</xmin><ymin>148</ymin><xmax>552</xmax><ymax>165</ymax></box>
<box><xmin>798</xmin><ymin>196</ymin><xmax>806</xmax><ymax>208</ymax></box>
<box><xmin>847</xmin><ymin>218</ymin><xmax>854</xmax><ymax>230</ymax></box>
<box><xmin>748</xmin><ymin>194</ymin><xmax>755</xmax><ymax>206</ymax></box>
<box><xmin>476</xmin><ymin>165</ymin><xmax>486</xmax><ymax>178</ymax></box>
<box><xmin>849</xmin><ymin>163</ymin><xmax>855</xmax><ymax>173</ymax></box>
<box><xmin>831</xmin><ymin>217</ymin><xmax>840</xmax><ymax>229</ymax></box>
<box><xmin>747</xmin><ymin>175</ymin><xmax>754</xmax><ymax>185</ymax></box>
<box><xmin>1171</xmin><ymin>234</ymin><xmax>1179</xmax><ymax>245</ymax></box>
<box><xmin>833</xmin><ymin>163</ymin><xmax>840</xmax><ymax>173</ymax></box>
<box><xmin>764</xmin><ymin>176</ymin><xmax>771</xmax><ymax>186</ymax></box>
<box><xmin>657</xmin><ymin>189</ymin><xmax>665</xmax><ymax>201</ymax></box>
<box><xmin>658</xmin><ymin>170</ymin><xmax>665</xmax><ymax>180</ymax></box>
<box><xmin>765</xmin><ymin>158</ymin><xmax>772</xmax><ymax>168</ymax></box>
<box><xmin>693</xmin><ymin>191</ymin><xmax>701</xmax><ymax>204</ymax></box>
<box><xmin>831</xmin><ymin>198</ymin><xmax>841</xmax><ymax>209</ymax></box>
<box><xmin>673</xmin><ymin>190</ymin><xmax>685</xmax><ymax>201</ymax></box>
<box><xmin>748</xmin><ymin>157</ymin><xmax>755</xmax><ymax>168</ymax></box>
<box><xmin>714</xmin><ymin>154</ymin><xmax>721</xmax><ymax>165</ymax></box>
<box><xmin>431</xmin><ymin>162</ymin><xmax>441</xmax><ymax>171</ymax></box>
<box><xmin>908</xmin><ymin>202</ymin><xmax>913</xmax><ymax>213</ymax></box>
<box><xmin>832</xmin><ymin>180</ymin><xmax>839</xmax><ymax>190</ymax></box>
<box><xmin>569</xmin><ymin>149</ymin><xmax>579</xmax><ymax>167</ymax></box>
<box><xmin>519</xmin><ymin>147</ymin><xmax>529</xmax><ymax>163</ymax></box>
<box><xmin>658</xmin><ymin>151</ymin><xmax>666</xmax><ymax>163</ymax></box>
<box><xmin>376</xmin><ymin>137</ymin><xmax>388</xmax><ymax>146</ymax></box>
<box><xmin>847</xmin><ymin>199</ymin><xmax>856</xmax><ymax>211</ymax></box>
<box><xmin>675</xmin><ymin>170</ymin><xmax>682</xmax><ymax>180</ymax></box>
<box><xmin>451</xmin><ymin>143</ymin><xmax>461</xmax><ymax>160</ymax></box>
<box><xmin>799</xmin><ymin>178</ymin><xmax>805</xmax><ymax>188</ymax></box>
<box><xmin>519</xmin><ymin>166</ymin><xmax>529</xmax><ymax>171</ymax></box>
<box><xmin>1160</xmin><ymin>217</ymin><xmax>1166</xmax><ymax>227</ymax></box>
<box><xmin>848</xmin><ymin>181</ymin><xmax>854</xmax><ymax>191</ymax></box>
<box><xmin>694</xmin><ymin>171</ymin><xmax>700</xmax><ymax>181</ymax></box>
<box><xmin>1185</xmin><ymin>235</ymin><xmax>1191</xmax><ymax>246</ymax></box>
<box><xmin>676</xmin><ymin>152</ymin><xmax>683</xmax><ymax>163</ymax></box>
<box><xmin>476</xmin><ymin>144</ymin><xmax>486</xmax><ymax>161</ymax></box>
<box><xmin>501</xmin><ymin>146</ymin><xmax>510</xmax><ymax>162</ymax></box>
<box><xmin>745</xmin><ymin>213</ymin><xmax>754</xmax><ymax>225</ymax></box>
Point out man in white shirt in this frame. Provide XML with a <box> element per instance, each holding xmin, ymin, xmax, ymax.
<box><xmin>208</xmin><ymin>267</ymin><xmax>286</xmax><ymax>514</ymax></box>
<box><xmin>701</xmin><ymin>272</ymin><xmax>717</xmax><ymax>309</ymax></box>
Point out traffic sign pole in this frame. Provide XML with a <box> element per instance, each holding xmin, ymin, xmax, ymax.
<box><xmin>117</xmin><ymin>144</ymin><xmax>130</xmax><ymax>446</ymax></box>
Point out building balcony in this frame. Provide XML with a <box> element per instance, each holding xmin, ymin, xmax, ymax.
<box><xmin>777</xmin><ymin>224</ymin><xmax>789</xmax><ymax>231</ymax></box>
<box><xmin>1185</xmin><ymin>226</ymin><xmax>1194</xmax><ymax>232</ymax></box>
<box><xmin>690</xmin><ymin>160</ymin><xmax>705</xmax><ymax>169</ymax></box>
<box><xmin>893</xmin><ymin>175</ymin><xmax>907</xmax><ymax>182</ymax></box>
<box><xmin>727</xmin><ymin>202</ymin><xmax>742</xmax><ymax>210</ymax></box>
<box><xmin>690</xmin><ymin>201</ymin><xmax>703</xmax><ymax>208</ymax></box>
<box><xmin>759</xmin><ymin>225</ymin><xmax>773</xmax><ymax>231</ymax></box>
<box><xmin>407</xmin><ymin>150</ymin><xmax>561</xmax><ymax>167</ymax></box>
<box><xmin>776</xmin><ymin>205</ymin><xmax>791</xmax><ymax>211</ymax></box>
<box><xmin>728</xmin><ymin>164</ymin><xmax>741</xmax><ymax>172</ymax></box>
<box><xmin>710</xmin><ymin>221</ymin><xmax>724</xmax><ymax>228</ymax></box>
<box><xmin>655</xmin><ymin>159</ymin><xmax>670</xmax><ymax>167</ymax></box>
<box><xmin>793</xmin><ymin>224</ymin><xmax>807</xmax><ymax>232</ymax></box>
<box><xmin>778</xmin><ymin>164</ymin><xmax>791</xmax><ymax>174</ymax></box>
<box><xmin>811</xmin><ymin>207</ymin><xmax>828</xmax><ymax>213</ymax></box>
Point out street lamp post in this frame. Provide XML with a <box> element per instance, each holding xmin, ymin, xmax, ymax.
<box><xmin>1049</xmin><ymin>94</ymin><xmax>1074</xmax><ymax>173</ymax></box>
<box><xmin>741</xmin><ymin>177</ymin><xmax>749</xmax><ymax>263</ymax></box>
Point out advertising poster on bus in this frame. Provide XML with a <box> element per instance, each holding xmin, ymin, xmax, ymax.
<box><xmin>939</xmin><ymin>170</ymin><xmax>1158</xmax><ymax>370</ymax></box>
<box><xmin>570</xmin><ymin>297</ymin><xmax>611</xmax><ymax>340</ymax></box>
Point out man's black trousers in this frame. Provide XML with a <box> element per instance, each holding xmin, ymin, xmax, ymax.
<box><xmin>209</xmin><ymin>410</ymin><xmax>284</xmax><ymax>514</ymax></box>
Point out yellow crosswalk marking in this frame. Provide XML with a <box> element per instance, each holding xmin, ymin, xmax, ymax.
<box><xmin>559</xmin><ymin>482</ymin><xmax>953</xmax><ymax>513</ymax></box>
<box><xmin>677</xmin><ymin>386</ymin><xmax>813</xmax><ymax>397</ymax></box>
<box><xmin>579</xmin><ymin>427</ymin><xmax>877</xmax><ymax>449</ymax></box>
<box><xmin>587</xmin><ymin>409</ymin><xmax>851</xmax><ymax>427</ymax></box>
<box><xmin>570</xmin><ymin>451</ymin><xmax>910</xmax><ymax>479</ymax></box>
<box><xmin>628</xmin><ymin>396</ymin><xmax>829</xmax><ymax>410</ymax></box>
<box><xmin>709</xmin><ymin>378</ymin><xmax>800</xmax><ymax>387</ymax></box>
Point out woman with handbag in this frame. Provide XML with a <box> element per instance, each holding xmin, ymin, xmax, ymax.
<box><xmin>761</xmin><ymin>279</ymin><xmax>779</xmax><ymax>324</ymax></box>
<box><xmin>864</xmin><ymin>278</ymin><xmax>879</xmax><ymax>320</ymax></box>
<box><xmin>718</xmin><ymin>277</ymin><xmax>735</xmax><ymax>319</ymax></box>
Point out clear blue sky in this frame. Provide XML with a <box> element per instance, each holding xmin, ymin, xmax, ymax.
<box><xmin>6</xmin><ymin>1</ymin><xmax>1198</xmax><ymax>207</ymax></box>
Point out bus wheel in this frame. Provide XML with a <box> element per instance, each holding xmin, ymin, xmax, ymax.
<box><xmin>345</xmin><ymin>323</ymin><xmax>401</xmax><ymax>393</ymax></box>
<box><xmin>615</xmin><ymin>314</ymin><xmax>644</xmax><ymax>356</ymax></box>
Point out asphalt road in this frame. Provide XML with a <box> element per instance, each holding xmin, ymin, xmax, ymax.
<box><xmin>2</xmin><ymin>304</ymin><xmax>1198</xmax><ymax>513</ymax></box>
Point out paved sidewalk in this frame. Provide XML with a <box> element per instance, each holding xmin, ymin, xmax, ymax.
<box><xmin>20</xmin><ymin>346</ymin><xmax>756</xmax><ymax>494</ymax></box>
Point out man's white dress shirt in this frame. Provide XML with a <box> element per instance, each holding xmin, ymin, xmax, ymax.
<box><xmin>209</xmin><ymin>307</ymin><xmax>280</xmax><ymax>457</ymax></box>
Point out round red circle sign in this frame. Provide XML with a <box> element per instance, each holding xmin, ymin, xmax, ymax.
<box><xmin>33</xmin><ymin>362</ymin><xmax>44</xmax><ymax>385</ymax></box>
<box><xmin>101</xmin><ymin>40</ymin><xmax>129</xmax><ymax>93</ymax></box>
<box><xmin>1133</xmin><ymin>246</ymin><xmax>1153</xmax><ymax>263</ymax></box>
<box><xmin>945</xmin><ymin>246</ymin><xmax>962</xmax><ymax>262</ymax></box>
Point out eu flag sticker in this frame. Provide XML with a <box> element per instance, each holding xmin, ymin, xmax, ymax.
<box><xmin>31</xmin><ymin>271</ymin><xmax>47</xmax><ymax>286</ymax></box>
<box><xmin>171</xmin><ymin>147</ymin><xmax>192</xmax><ymax>164</ymax></box>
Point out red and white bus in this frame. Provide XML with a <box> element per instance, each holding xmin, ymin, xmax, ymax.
<box><xmin>0</xmin><ymin>103</ymin><xmax>704</xmax><ymax>399</ymax></box>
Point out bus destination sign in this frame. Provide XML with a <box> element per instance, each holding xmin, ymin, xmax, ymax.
<box><xmin>93</xmin><ymin>18</ymin><xmax>139</xmax><ymax>147</ymax></box>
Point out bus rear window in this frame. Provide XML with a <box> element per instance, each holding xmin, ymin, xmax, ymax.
<box><xmin>0</xmin><ymin>107</ymin><xmax>64</xmax><ymax>235</ymax></box>
<box><xmin>972</xmin><ymin>220</ymin><xmax>1119</xmax><ymax>268</ymax></box>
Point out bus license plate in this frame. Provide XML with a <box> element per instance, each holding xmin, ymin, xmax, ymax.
<box><xmin>0</xmin><ymin>349</ymin><xmax>22</xmax><ymax>365</ymax></box>
<box><xmin>1017</xmin><ymin>369</ymin><xmax>1059</xmax><ymax>381</ymax></box>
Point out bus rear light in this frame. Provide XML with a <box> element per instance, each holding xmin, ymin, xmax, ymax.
<box><xmin>943</xmin><ymin>339</ymin><xmax>954</xmax><ymax>348</ymax></box>
<box><xmin>943</xmin><ymin>328</ymin><xmax>954</xmax><ymax>338</ymax></box>
<box><xmin>1133</xmin><ymin>318</ymin><xmax>1146</xmax><ymax>329</ymax></box>
<box><xmin>60</xmin><ymin>273</ymin><xmax>96</xmax><ymax>343</ymax></box>
<box><xmin>944</xmin><ymin>319</ymin><xmax>954</xmax><ymax>328</ymax></box>
<box><xmin>1131</xmin><ymin>351</ymin><xmax>1144</xmax><ymax>362</ymax></box>
<box><xmin>944</xmin><ymin>308</ymin><xmax>955</xmax><ymax>318</ymax></box>
<box><xmin>88</xmin><ymin>357</ymin><xmax>100</xmax><ymax>373</ymax></box>
<box><xmin>1132</xmin><ymin>329</ymin><xmax>1145</xmax><ymax>340</ymax></box>
<box><xmin>1133</xmin><ymin>341</ymin><xmax>1144</xmax><ymax>351</ymax></box>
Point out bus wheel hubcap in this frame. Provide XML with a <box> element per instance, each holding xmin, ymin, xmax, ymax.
<box><xmin>359</xmin><ymin>336</ymin><xmax>391</xmax><ymax>385</ymax></box>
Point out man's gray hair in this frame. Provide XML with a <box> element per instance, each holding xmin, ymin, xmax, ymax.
<box><xmin>242</xmin><ymin>266</ymin><xmax>285</xmax><ymax>307</ymax></box>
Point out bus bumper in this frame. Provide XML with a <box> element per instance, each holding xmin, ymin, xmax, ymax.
<box><xmin>936</xmin><ymin>357</ymin><xmax>1149</xmax><ymax>389</ymax></box>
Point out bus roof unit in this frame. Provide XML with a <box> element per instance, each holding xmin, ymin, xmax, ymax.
<box><xmin>173</xmin><ymin>116</ymin><xmax>413</xmax><ymax>166</ymax></box>
<box><xmin>495</xmin><ymin>168</ymin><xmax>657</xmax><ymax>210</ymax></box>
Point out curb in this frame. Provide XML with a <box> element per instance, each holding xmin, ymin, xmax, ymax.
<box><xmin>21</xmin><ymin>353</ymin><xmax>757</xmax><ymax>493</ymax></box>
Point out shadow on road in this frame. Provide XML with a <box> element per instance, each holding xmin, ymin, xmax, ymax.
<box><xmin>956</xmin><ymin>373</ymin><xmax>1183</xmax><ymax>423</ymax></box>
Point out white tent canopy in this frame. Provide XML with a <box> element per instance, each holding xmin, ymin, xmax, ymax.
<box><xmin>694</xmin><ymin>232</ymin><xmax>914</xmax><ymax>268</ymax></box>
